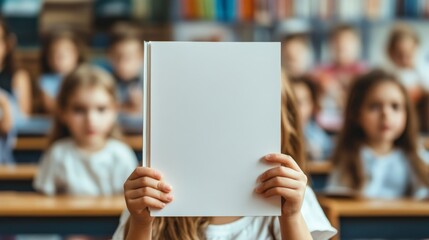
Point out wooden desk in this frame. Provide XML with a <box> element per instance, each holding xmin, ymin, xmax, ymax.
<box><xmin>0</xmin><ymin>164</ymin><xmax>38</xmax><ymax>191</ymax></box>
<box><xmin>318</xmin><ymin>196</ymin><xmax>429</xmax><ymax>240</ymax></box>
<box><xmin>0</xmin><ymin>192</ymin><xmax>125</xmax><ymax>235</ymax></box>
<box><xmin>0</xmin><ymin>164</ymin><xmax>37</xmax><ymax>180</ymax></box>
<box><xmin>15</xmin><ymin>135</ymin><xmax>142</xmax><ymax>151</ymax></box>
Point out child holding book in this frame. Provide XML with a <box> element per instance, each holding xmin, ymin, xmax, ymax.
<box><xmin>112</xmin><ymin>72</ymin><xmax>337</xmax><ymax>240</ymax></box>
<box><xmin>33</xmin><ymin>64</ymin><xmax>137</xmax><ymax>195</ymax></box>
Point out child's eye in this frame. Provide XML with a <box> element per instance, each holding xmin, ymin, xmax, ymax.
<box><xmin>391</xmin><ymin>103</ymin><xmax>401</xmax><ymax>111</ymax></box>
<box><xmin>97</xmin><ymin>106</ymin><xmax>107</xmax><ymax>112</ymax></box>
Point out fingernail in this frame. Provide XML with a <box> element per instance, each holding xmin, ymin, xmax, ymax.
<box><xmin>165</xmin><ymin>184</ymin><xmax>172</xmax><ymax>191</ymax></box>
<box><xmin>166</xmin><ymin>194</ymin><xmax>173</xmax><ymax>201</ymax></box>
<box><xmin>265</xmin><ymin>154</ymin><xmax>272</xmax><ymax>160</ymax></box>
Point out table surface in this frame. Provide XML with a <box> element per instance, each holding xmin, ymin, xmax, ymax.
<box><xmin>318</xmin><ymin>196</ymin><xmax>429</xmax><ymax>216</ymax></box>
<box><xmin>15</xmin><ymin>135</ymin><xmax>142</xmax><ymax>151</ymax></box>
<box><xmin>0</xmin><ymin>192</ymin><xmax>126</xmax><ymax>216</ymax></box>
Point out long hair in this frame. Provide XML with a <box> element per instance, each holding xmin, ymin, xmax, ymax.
<box><xmin>49</xmin><ymin>64</ymin><xmax>121</xmax><ymax>145</ymax></box>
<box><xmin>125</xmin><ymin>69</ymin><xmax>307</xmax><ymax>240</ymax></box>
<box><xmin>0</xmin><ymin>17</ymin><xmax>16</xmax><ymax>73</ymax></box>
<box><xmin>331</xmin><ymin>69</ymin><xmax>429</xmax><ymax>190</ymax></box>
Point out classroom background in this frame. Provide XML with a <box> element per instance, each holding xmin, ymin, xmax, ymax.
<box><xmin>1</xmin><ymin>0</ymin><xmax>429</xmax><ymax>239</ymax></box>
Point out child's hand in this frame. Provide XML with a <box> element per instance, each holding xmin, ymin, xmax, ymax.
<box><xmin>255</xmin><ymin>154</ymin><xmax>307</xmax><ymax>218</ymax></box>
<box><xmin>123</xmin><ymin>167</ymin><xmax>173</xmax><ymax>225</ymax></box>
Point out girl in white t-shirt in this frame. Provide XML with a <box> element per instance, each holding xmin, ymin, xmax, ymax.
<box><xmin>33</xmin><ymin>64</ymin><xmax>138</xmax><ymax>196</ymax></box>
<box><xmin>112</xmin><ymin>72</ymin><xmax>337</xmax><ymax>240</ymax></box>
<box><xmin>326</xmin><ymin>69</ymin><xmax>429</xmax><ymax>199</ymax></box>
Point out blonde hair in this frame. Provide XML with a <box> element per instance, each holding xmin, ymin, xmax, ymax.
<box><xmin>124</xmin><ymin>69</ymin><xmax>307</xmax><ymax>239</ymax></box>
<box><xmin>49</xmin><ymin>64</ymin><xmax>122</xmax><ymax>145</ymax></box>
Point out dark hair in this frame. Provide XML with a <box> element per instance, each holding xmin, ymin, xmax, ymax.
<box><xmin>281</xmin><ymin>33</ymin><xmax>309</xmax><ymax>45</ymax></box>
<box><xmin>0</xmin><ymin>18</ymin><xmax>17</xmax><ymax>73</ymax></box>
<box><xmin>108</xmin><ymin>22</ymin><xmax>143</xmax><ymax>49</ymax></box>
<box><xmin>417</xmin><ymin>92</ymin><xmax>429</xmax><ymax>133</ymax></box>
<box><xmin>40</xmin><ymin>29</ymin><xmax>86</xmax><ymax>74</ymax></box>
<box><xmin>290</xmin><ymin>75</ymin><xmax>320</xmax><ymax>113</ymax></box>
<box><xmin>331</xmin><ymin>69</ymin><xmax>429</xmax><ymax>190</ymax></box>
<box><xmin>386</xmin><ymin>23</ymin><xmax>419</xmax><ymax>60</ymax></box>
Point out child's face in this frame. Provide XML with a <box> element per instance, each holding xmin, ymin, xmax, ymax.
<box><xmin>292</xmin><ymin>82</ymin><xmax>314</xmax><ymax>125</ymax></box>
<box><xmin>62</xmin><ymin>86</ymin><xmax>117</xmax><ymax>149</ymax></box>
<box><xmin>391</xmin><ymin>37</ymin><xmax>417</xmax><ymax>68</ymax></box>
<box><xmin>331</xmin><ymin>31</ymin><xmax>360</xmax><ymax>66</ymax></box>
<box><xmin>109</xmin><ymin>40</ymin><xmax>143</xmax><ymax>81</ymax></box>
<box><xmin>49</xmin><ymin>38</ymin><xmax>79</xmax><ymax>76</ymax></box>
<box><xmin>282</xmin><ymin>40</ymin><xmax>310</xmax><ymax>77</ymax></box>
<box><xmin>359</xmin><ymin>81</ymin><xmax>407</xmax><ymax>145</ymax></box>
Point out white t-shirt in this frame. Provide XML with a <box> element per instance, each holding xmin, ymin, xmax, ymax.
<box><xmin>33</xmin><ymin>138</ymin><xmax>138</xmax><ymax>196</ymax></box>
<box><xmin>112</xmin><ymin>187</ymin><xmax>337</xmax><ymax>240</ymax></box>
<box><xmin>326</xmin><ymin>147</ymin><xmax>429</xmax><ymax>199</ymax></box>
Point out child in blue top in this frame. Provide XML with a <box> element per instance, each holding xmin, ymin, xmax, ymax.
<box><xmin>326</xmin><ymin>69</ymin><xmax>429</xmax><ymax>199</ymax></box>
<box><xmin>291</xmin><ymin>76</ymin><xmax>333</xmax><ymax>161</ymax></box>
<box><xmin>39</xmin><ymin>29</ymin><xmax>85</xmax><ymax>113</ymax></box>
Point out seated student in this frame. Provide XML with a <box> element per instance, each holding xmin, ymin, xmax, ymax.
<box><xmin>108</xmin><ymin>22</ymin><xmax>144</xmax><ymax>115</ymax></box>
<box><xmin>106</xmin><ymin>22</ymin><xmax>144</xmax><ymax>134</ymax></box>
<box><xmin>291</xmin><ymin>76</ymin><xmax>333</xmax><ymax>161</ymax></box>
<box><xmin>326</xmin><ymin>70</ymin><xmax>429</xmax><ymax>199</ymax></box>
<box><xmin>313</xmin><ymin>24</ymin><xmax>367</xmax><ymax>132</ymax></box>
<box><xmin>112</xmin><ymin>72</ymin><xmax>337</xmax><ymax>240</ymax></box>
<box><xmin>0</xmin><ymin>18</ymin><xmax>32</xmax><ymax>118</ymax></box>
<box><xmin>33</xmin><ymin>65</ymin><xmax>138</xmax><ymax>195</ymax></box>
<box><xmin>0</xmin><ymin>89</ymin><xmax>13</xmax><ymax>163</ymax></box>
<box><xmin>281</xmin><ymin>34</ymin><xmax>313</xmax><ymax>78</ymax></box>
<box><xmin>386</xmin><ymin>23</ymin><xmax>429</xmax><ymax>103</ymax></box>
<box><xmin>39</xmin><ymin>29</ymin><xmax>86</xmax><ymax>113</ymax></box>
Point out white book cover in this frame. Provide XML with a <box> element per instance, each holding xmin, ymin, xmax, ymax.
<box><xmin>144</xmin><ymin>42</ymin><xmax>281</xmax><ymax>217</ymax></box>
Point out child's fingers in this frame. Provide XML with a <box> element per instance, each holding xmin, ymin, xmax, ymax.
<box><xmin>264</xmin><ymin>154</ymin><xmax>303</xmax><ymax>173</ymax></box>
<box><xmin>258</xmin><ymin>166</ymin><xmax>304</xmax><ymax>183</ymax></box>
<box><xmin>126</xmin><ymin>187</ymin><xmax>173</xmax><ymax>203</ymax></box>
<box><xmin>127</xmin><ymin>167</ymin><xmax>162</xmax><ymax>181</ymax></box>
<box><xmin>125</xmin><ymin>176</ymin><xmax>172</xmax><ymax>193</ymax></box>
<box><xmin>261</xmin><ymin>187</ymin><xmax>299</xmax><ymax>199</ymax></box>
<box><xmin>255</xmin><ymin>177</ymin><xmax>302</xmax><ymax>194</ymax></box>
<box><xmin>128</xmin><ymin>196</ymin><xmax>167</xmax><ymax>210</ymax></box>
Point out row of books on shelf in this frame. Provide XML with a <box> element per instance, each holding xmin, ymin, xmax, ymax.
<box><xmin>2</xmin><ymin>0</ymin><xmax>429</xmax><ymax>23</ymax></box>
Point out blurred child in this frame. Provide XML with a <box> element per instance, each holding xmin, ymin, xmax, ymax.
<box><xmin>40</xmin><ymin>30</ymin><xmax>86</xmax><ymax>112</ymax></box>
<box><xmin>326</xmin><ymin>70</ymin><xmax>429</xmax><ymax>199</ymax></box>
<box><xmin>386</xmin><ymin>23</ymin><xmax>429</xmax><ymax>102</ymax></box>
<box><xmin>281</xmin><ymin>34</ymin><xmax>312</xmax><ymax>78</ymax></box>
<box><xmin>0</xmin><ymin>18</ymin><xmax>32</xmax><ymax>117</ymax></box>
<box><xmin>108</xmin><ymin>22</ymin><xmax>144</xmax><ymax>115</ymax></box>
<box><xmin>291</xmin><ymin>76</ymin><xmax>332</xmax><ymax>161</ymax></box>
<box><xmin>33</xmin><ymin>65</ymin><xmax>138</xmax><ymax>195</ymax></box>
<box><xmin>0</xmin><ymin>89</ymin><xmax>13</xmax><ymax>163</ymax></box>
<box><xmin>314</xmin><ymin>24</ymin><xmax>367</xmax><ymax>131</ymax></box>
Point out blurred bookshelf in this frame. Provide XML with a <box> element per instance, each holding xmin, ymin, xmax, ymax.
<box><xmin>0</xmin><ymin>0</ymin><xmax>428</xmax><ymax>53</ymax></box>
